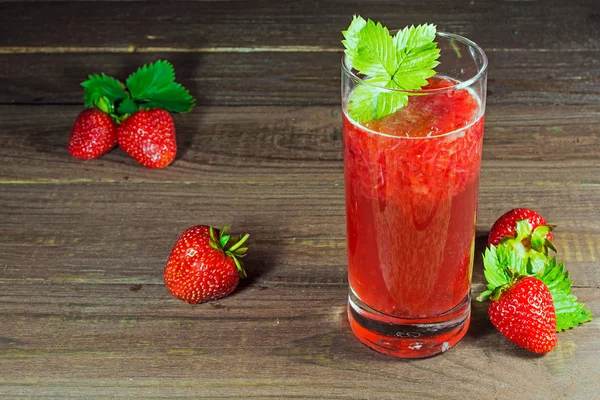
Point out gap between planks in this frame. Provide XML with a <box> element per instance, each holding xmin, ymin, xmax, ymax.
<box><xmin>1</xmin><ymin>179</ymin><xmax>598</xmax><ymax>187</ymax></box>
<box><xmin>0</xmin><ymin>46</ymin><xmax>597</xmax><ymax>54</ymax></box>
<box><xmin>0</xmin><ymin>279</ymin><xmax>595</xmax><ymax>290</ymax></box>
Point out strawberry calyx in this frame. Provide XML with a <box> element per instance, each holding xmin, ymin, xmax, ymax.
<box><xmin>500</xmin><ymin>219</ymin><xmax>556</xmax><ymax>258</ymax></box>
<box><xmin>209</xmin><ymin>225</ymin><xmax>250</xmax><ymax>278</ymax></box>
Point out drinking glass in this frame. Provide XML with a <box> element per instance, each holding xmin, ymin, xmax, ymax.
<box><xmin>342</xmin><ymin>32</ymin><xmax>488</xmax><ymax>358</ymax></box>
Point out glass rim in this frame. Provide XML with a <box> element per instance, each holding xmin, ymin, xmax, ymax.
<box><xmin>341</xmin><ymin>31</ymin><xmax>488</xmax><ymax>95</ymax></box>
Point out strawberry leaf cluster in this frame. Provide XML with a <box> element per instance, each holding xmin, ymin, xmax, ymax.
<box><xmin>81</xmin><ymin>60</ymin><xmax>195</xmax><ymax>122</ymax></box>
<box><xmin>478</xmin><ymin>239</ymin><xmax>592</xmax><ymax>332</ymax></box>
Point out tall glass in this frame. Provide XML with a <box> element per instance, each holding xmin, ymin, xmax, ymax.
<box><xmin>342</xmin><ymin>32</ymin><xmax>488</xmax><ymax>358</ymax></box>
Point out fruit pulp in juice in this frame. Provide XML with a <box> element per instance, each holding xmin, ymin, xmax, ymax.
<box><xmin>344</xmin><ymin>77</ymin><xmax>484</xmax><ymax>319</ymax></box>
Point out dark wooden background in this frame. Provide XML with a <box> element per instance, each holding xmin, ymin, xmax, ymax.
<box><xmin>1</xmin><ymin>1</ymin><xmax>599</xmax><ymax>398</ymax></box>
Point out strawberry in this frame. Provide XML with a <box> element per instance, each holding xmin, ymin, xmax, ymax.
<box><xmin>164</xmin><ymin>225</ymin><xmax>249</xmax><ymax>304</ymax></box>
<box><xmin>479</xmin><ymin>213</ymin><xmax>592</xmax><ymax>355</ymax></box>
<box><xmin>118</xmin><ymin>109</ymin><xmax>177</xmax><ymax>168</ymax></box>
<box><xmin>488</xmin><ymin>208</ymin><xmax>553</xmax><ymax>247</ymax></box>
<box><xmin>67</xmin><ymin>109</ymin><xmax>117</xmax><ymax>160</ymax></box>
<box><xmin>72</xmin><ymin>61</ymin><xmax>195</xmax><ymax>167</ymax></box>
<box><xmin>488</xmin><ymin>277</ymin><xmax>557</xmax><ymax>354</ymax></box>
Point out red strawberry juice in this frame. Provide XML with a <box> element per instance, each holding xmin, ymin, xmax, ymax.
<box><xmin>344</xmin><ymin>77</ymin><xmax>484</xmax><ymax>355</ymax></box>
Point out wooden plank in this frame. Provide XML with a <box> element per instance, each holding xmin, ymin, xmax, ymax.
<box><xmin>0</xmin><ymin>49</ymin><xmax>598</xmax><ymax>106</ymax></box>
<box><xmin>1</xmin><ymin>180</ymin><xmax>598</xmax><ymax>288</ymax></box>
<box><xmin>0</xmin><ymin>1</ymin><xmax>598</xmax><ymax>397</ymax></box>
<box><xmin>0</xmin><ymin>283</ymin><xmax>598</xmax><ymax>398</ymax></box>
<box><xmin>1</xmin><ymin>104</ymin><xmax>599</xmax><ymax>181</ymax></box>
<box><xmin>0</xmin><ymin>105</ymin><xmax>598</xmax><ymax>286</ymax></box>
<box><xmin>1</xmin><ymin>0</ymin><xmax>598</xmax><ymax>51</ymax></box>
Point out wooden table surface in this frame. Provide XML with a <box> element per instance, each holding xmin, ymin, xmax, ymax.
<box><xmin>1</xmin><ymin>1</ymin><xmax>599</xmax><ymax>398</ymax></box>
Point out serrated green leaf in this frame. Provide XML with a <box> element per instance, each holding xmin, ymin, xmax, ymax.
<box><xmin>342</xmin><ymin>17</ymin><xmax>440</xmax><ymax>123</ymax></box>
<box><xmin>117</xmin><ymin>98</ymin><xmax>139</xmax><ymax>115</ymax></box>
<box><xmin>394</xmin><ymin>24</ymin><xmax>437</xmax><ymax>51</ymax></box>
<box><xmin>481</xmin><ymin>245</ymin><xmax>511</xmax><ymax>290</ymax></box>
<box><xmin>481</xmin><ymin>240</ymin><xmax>592</xmax><ymax>331</ymax></box>
<box><xmin>502</xmin><ymin>244</ymin><xmax>528</xmax><ymax>276</ymax></box>
<box><xmin>347</xmin><ymin>19</ymin><xmax>398</xmax><ymax>77</ymax></box>
<box><xmin>126</xmin><ymin>60</ymin><xmax>175</xmax><ymax>100</ymax></box>
<box><xmin>555</xmin><ymin>306</ymin><xmax>593</xmax><ymax>332</ymax></box>
<box><xmin>341</xmin><ymin>15</ymin><xmax>367</xmax><ymax>53</ymax></box>
<box><xmin>392</xmin><ymin>25</ymin><xmax>439</xmax><ymax>90</ymax></box>
<box><xmin>392</xmin><ymin>44</ymin><xmax>440</xmax><ymax>89</ymax></box>
<box><xmin>347</xmin><ymin>76</ymin><xmax>408</xmax><ymax>123</ymax></box>
<box><xmin>538</xmin><ymin>257</ymin><xmax>593</xmax><ymax>331</ymax></box>
<box><xmin>126</xmin><ymin>60</ymin><xmax>195</xmax><ymax>114</ymax></box>
<box><xmin>81</xmin><ymin>73</ymin><xmax>128</xmax><ymax>108</ymax></box>
<box><xmin>136</xmin><ymin>82</ymin><xmax>195</xmax><ymax>113</ymax></box>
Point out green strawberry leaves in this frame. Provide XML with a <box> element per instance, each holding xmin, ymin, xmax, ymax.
<box><xmin>82</xmin><ymin>73</ymin><xmax>129</xmax><ymax>108</ymax></box>
<box><xmin>126</xmin><ymin>60</ymin><xmax>195</xmax><ymax>113</ymax></box>
<box><xmin>80</xmin><ymin>60</ymin><xmax>195</xmax><ymax>122</ymax></box>
<box><xmin>477</xmin><ymin>243</ymin><xmax>592</xmax><ymax>332</ymax></box>
<box><xmin>117</xmin><ymin>98</ymin><xmax>139</xmax><ymax>116</ymax></box>
<box><xmin>342</xmin><ymin>16</ymin><xmax>440</xmax><ymax>123</ymax></box>
<box><xmin>476</xmin><ymin>244</ymin><xmax>526</xmax><ymax>302</ymax></box>
<box><xmin>126</xmin><ymin>60</ymin><xmax>176</xmax><ymax>99</ymax></box>
<box><xmin>539</xmin><ymin>258</ymin><xmax>593</xmax><ymax>331</ymax></box>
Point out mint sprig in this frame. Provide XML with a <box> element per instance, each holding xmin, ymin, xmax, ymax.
<box><xmin>477</xmin><ymin>244</ymin><xmax>592</xmax><ymax>332</ymax></box>
<box><xmin>80</xmin><ymin>60</ymin><xmax>195</xmax><ymax>122</ymax></box>
<box><xmin>342</xmin><ymin>16</ymin><xmax>440</xmax><ymax>123</ymax></box>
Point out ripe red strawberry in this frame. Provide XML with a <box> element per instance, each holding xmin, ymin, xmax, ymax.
<box><xmin>488</xmin><ymin>277</ymin><xmax>557</xmax><ymax>354</ymax></box>
<box><xmin>488</xmin><ymin>208</ymin><xmax>553</xmax><ymax>247</ymax></box>
<box><xmin>164</xmin><ymin>225</ymin><xmax>249</xmax><ymax>304</ymax></box>
<box><xmin>118</xmin><ymin>109</ymin><xmax>177</xmax><ymax>168</ymax></box>
<box><xmin>68</xmin><ymin>109</ymin><xmax>117</xmax><ymax>159</ymax></box>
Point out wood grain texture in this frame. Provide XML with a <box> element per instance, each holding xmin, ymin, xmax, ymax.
<box><xmin>0</xmin><ymin>283</ymin><xmax>598</xmax><ymax>399</ymax></box>
<box><xmin>1</xmin><ymin>105</ymin><xmax>599</xmax><ymax>179</ymax></box>
<box><xmin>1</xmin><ymin>0</ymin><xmax>599</xmax><ymax>398</ymax></box>
<box><xmin>1</xmin><ymin>105</ymin><xmax>599</xmax><ymax>288</ymax></box>
<box><xmin>1</xmin><ymin>0</ymin><xmax>598</xmax><ymax>51</ymax></box>
<box><xmin>1</xmin><ymin>50</ymin><xmax>599</xmax><ymax>106</ymax></box>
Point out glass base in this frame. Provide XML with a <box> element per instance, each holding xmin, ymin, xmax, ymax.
<box><xmin>348</xmin><ymin>292</ymin><xmax>471</xmax><ymax>359</ymax></box>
